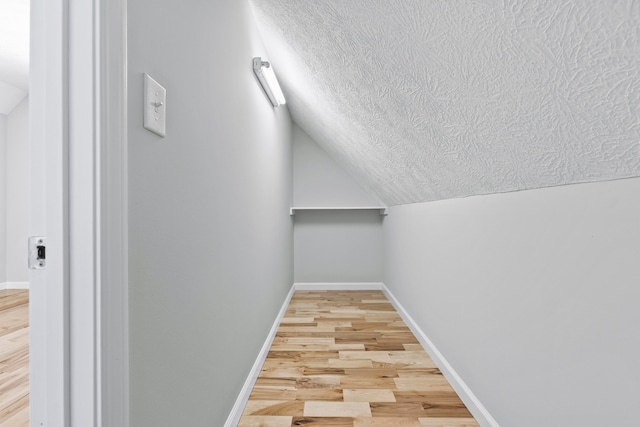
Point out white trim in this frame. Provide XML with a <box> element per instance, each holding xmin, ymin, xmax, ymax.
<box><xmin>100</xmin><ymin>0</ymin><xmax>129</xmax><ymax>424</ymax></box>
<box><xmin>67</xmin><ymin>0</ymin><xmax>101</xmax><ymax>421</ymax></box>
<box><xmin>30</xmin><ymin>0</ymin><xmax>71</xmax><ymax>424</ymax></box>
<box><xmin>293</xmin><ymin>282</ymin><xmax>384</xmax><ymax>291</ymax></box>
<box><xmin>224</xmin><ymin>285</ymin><xmax>296</xmax><ymax>427</ymax></box>
<box><xmin>380</xmin><ymin>284</ymin><xmax>500</xmax><ymax>427</ymax></box>
<box><xmin>0</xmin><ymin>282</ymin><xmax>30</xmax><ymax>290</ymax></box>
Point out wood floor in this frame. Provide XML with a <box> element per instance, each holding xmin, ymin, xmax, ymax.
<box><xmin>239</xmin><ymin>290</ymin><xmax>479</xmax><ymax>427</ymax></box>
<box><xmin>0</xmin><ymin>290</ymin><xmax>29</xmax><ymax>426</ymax></box>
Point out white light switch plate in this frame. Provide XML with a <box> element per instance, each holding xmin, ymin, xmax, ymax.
<box><xmin>143</xmin><ymin>73</ymin><xmax>166</xmax><ymax>137</ymax></box>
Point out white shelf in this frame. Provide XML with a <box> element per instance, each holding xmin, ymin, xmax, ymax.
<box><xmin>289</xmin><ymin>206</ymin><xmax>388</xmax><ymax>216</ymax></box>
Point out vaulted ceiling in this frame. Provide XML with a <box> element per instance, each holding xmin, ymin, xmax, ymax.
<box><xmin>250</xmin><ymin>0</ymin><xmax>640</xmax><ymax>205</ymax></box>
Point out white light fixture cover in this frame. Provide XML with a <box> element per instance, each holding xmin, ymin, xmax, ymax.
<box><xmin>253</xmin><ymin>57</ymin><xmax>286</xmax><ymax>107</ymax></box>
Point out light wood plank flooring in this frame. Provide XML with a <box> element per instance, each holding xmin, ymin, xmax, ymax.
<box><xmin>0</xmin><ymin>290</ymin><xmax>29</xmax><ymax>427</ymax></box>
<box><xmin>239</xmin><ymin>290</ymin><xmax>479</xmax><ymax>427</ymax></box>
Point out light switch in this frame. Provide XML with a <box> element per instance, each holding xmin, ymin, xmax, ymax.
<box><xmin>143</xmin><ymin>73</ymin><xmax>166</xmax><ymax>137</ymax></box>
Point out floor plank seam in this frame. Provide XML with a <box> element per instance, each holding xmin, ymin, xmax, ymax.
<box><xmin>237</xmin><ymin>290</ymin><xmax>480</xmax><ymax>427</ymax></box>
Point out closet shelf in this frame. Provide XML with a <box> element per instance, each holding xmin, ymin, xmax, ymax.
<box><xmin>289</xmin><ymin>206</ymin><xmax>388</xmax><ymax>216</ymax></box>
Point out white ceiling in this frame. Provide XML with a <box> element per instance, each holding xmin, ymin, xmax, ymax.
<box><xmin>250</xmin><ymin>0</ymin><xmax>640</xmax><ymax>205</ymax></box>
<box><xmin>0</xmin><ymin>0</ymin><xmax>29</xmax><ymax>114</ymax></box>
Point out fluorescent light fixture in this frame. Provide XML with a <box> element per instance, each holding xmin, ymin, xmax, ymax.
<box><xmin>253</xmin><ymin>57</ymin><xmax>286</xmax><ymax>107</ymax></box>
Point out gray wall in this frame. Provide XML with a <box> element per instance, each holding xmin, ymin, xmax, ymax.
<box><xmin>294</xmin><ymin>210</ymin><xmax>384</xmax><ymax>283</ymax></box>
<box><xmin>6</xmin><ymin>97</ymin><xmax>29</xmax><ymax>283</ymax></box>
<box><xmin>384</xmin><ymin>177</ymin><xmax>640</xmax><ymax>426</ymax></box>
<box><xmin>128</xmin><ymin>0</ymin><xmax>293</xmax><ymax>425</ymax></box>
<box><xmin>293</xmin><ymin>124</ymin><xmax>383</xmax><ymax>283</ymax></box>
<box><xmin>0</xmin><ymin>114</ymin><xmax>6</xmax><ymax>283</ymax></box>
<box><xmin>293</xmin><ymin>124</ymin><xmax>382</xmax><ymax>207</ymax></box>
<box><xmin>0</xmin><ymin>98</ymin><xmax>30</xmax><ymax>286</ymax></box>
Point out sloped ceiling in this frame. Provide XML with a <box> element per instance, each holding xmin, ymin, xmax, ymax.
<box><xmin>249</xmin><ymin>0</ymin><xmax>640</xmax><ymax>205</ymax></box>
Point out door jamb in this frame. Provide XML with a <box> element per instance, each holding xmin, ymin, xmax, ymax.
<box><xmin>30</xmin><ymin>0</ymin><xmax>129</xmax><ymax>424</ymax></box>
<box><xmin>100</xmin><ymin>0</ymin><xmax>129</xmax><ymax>425</ymax></box>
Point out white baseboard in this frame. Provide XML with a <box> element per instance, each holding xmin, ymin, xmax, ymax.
<box><xmin>380</xmin><ymin>283</ymin><xmax>499</xmax><ymax>427</ymax></box>
<box><xmin>224</xmin><ymin>285</ymin><xmax>296</xmax><ymax>427</ymax></box>
<box><xmin>293</xmin><ymin>282</ymin><xmax>383</xmax><ymax>291</ymax></box>
<box><xmin>0</xmin><ymin>282</ymin><xmax>30</xmax><ymax>290</ymax></box>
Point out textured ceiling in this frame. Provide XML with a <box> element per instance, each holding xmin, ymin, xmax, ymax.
<box><xmin>250</xmin><ymin>0</ymin><xmax>640</xmax><ymax>205</ymax></box>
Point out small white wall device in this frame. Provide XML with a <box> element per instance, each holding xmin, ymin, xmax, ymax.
<box><xmin>143</xmin><ymin>73</ymin><xmax>167</xmax><ymax>137</ymax></box>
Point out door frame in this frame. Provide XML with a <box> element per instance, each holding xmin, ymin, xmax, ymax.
<box><xmin>29</xmin><ymin>0</ymin><xmax>128</xmax><ymax>425</ymax></box>
<box><xmin>99</xmin><ymin>0</ymin><xmax>129</xmax><ymax>425</ymax></box>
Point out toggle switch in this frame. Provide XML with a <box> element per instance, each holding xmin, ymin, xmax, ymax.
<box><xmin>143</xmin><ymin>73</ymin><xmax>166</xmax><ymax>137</ymax></box>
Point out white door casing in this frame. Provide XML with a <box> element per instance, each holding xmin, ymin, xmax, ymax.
<box><xmin>29</xmin><ymin>0</ymin><xmax>128</xmax><ymax>425</ymax></box>
<box><xmin>30</xmin><ymin>0</ymin><xmax>69</xmax><ymax>424</ymax></box>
